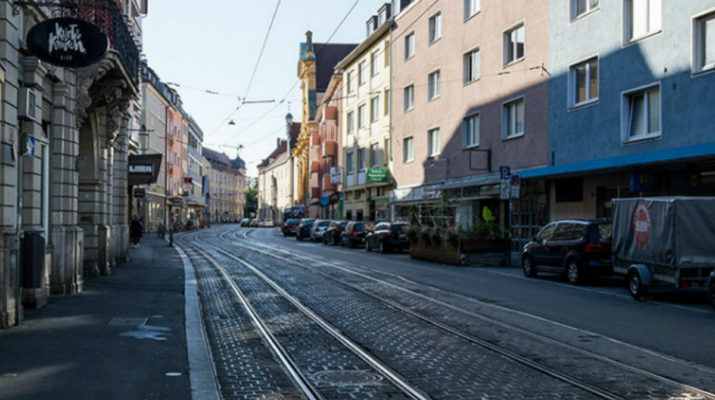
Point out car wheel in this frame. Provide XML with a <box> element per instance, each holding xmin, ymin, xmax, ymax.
<box><xmin>379</xmin><ymin>241</ymin><xmax>385</xmax><ymax>254</ymax></box>
<box><xmin>566</xmin><ymin>258</ymin><xmax>582</xmax><ymax>285</ymax></box>
<box><xmin>522</xmin><ymin>255</ymin><xmax>537</xmax><ymax>278</ymax></box>
<box><xmin>628</xmin><ymin>270</ymin><xmax>647</xmax><ymax>299</ymax></box>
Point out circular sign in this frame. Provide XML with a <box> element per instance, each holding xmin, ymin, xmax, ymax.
<box><xmin>632</xmin><ymin>201</ymin><xmax>651</xmax><ymax>250</ymax></box>
<box><xmin>510</xmin><ymin>174</ymin><xmax>520</xmax><ymax>186</ymax></box>
<box><xmin>26</xmin><ymin>18</ymin><xmax>109</xmax><ymax>68</ymax></box>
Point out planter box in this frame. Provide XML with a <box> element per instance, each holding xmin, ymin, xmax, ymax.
<box><xmin>409</xmin><ymin>237</ymin><xmax>511</xmax><ymax>266</ymax></box>
<box><xmin>409</xmin><ymin>240</ymin><xmax>460</xmax><ymax>265</ymax></box>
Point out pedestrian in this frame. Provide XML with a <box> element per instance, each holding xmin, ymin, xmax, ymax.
<box><xmin>130</xmin><ymin>214</ymin><xmax>144</xmax><ymax>248</ymax></box>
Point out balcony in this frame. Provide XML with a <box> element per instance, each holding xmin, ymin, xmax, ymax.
<box><xmin>322</xmin><ymin>141</ymin><xmax>337</xmax><ymax>158</ymax></box>
<box><xmin>311</xmin><ymin>133</ymin><xmax>321</xmax><ymax>146</ymax></box>
<box><xmin>310</xmin><ymin>160</ymin><xmax>321</xmax><ymax>174</ymax></box>
<box><xmin>322</xmin><ymin>175</ymin><xmax>336</xmax><ymax>191</ymax></box>
<box><xmin>75</xmin><ymin>0</ymin><xmax>141</xmax><ymax>83</ymax></box>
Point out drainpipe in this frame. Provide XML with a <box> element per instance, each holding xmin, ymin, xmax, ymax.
<box><xmin>15</xmin><ymin>134</ymin><xmax>24</xmax><ymax>325</ymax></box>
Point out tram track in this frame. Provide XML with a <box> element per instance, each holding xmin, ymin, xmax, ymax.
<box><xmin>176</xmin><ymin>232</ymin><xmax>427</xmax><ymax>400</ymax></box>
<box><xmin>210</xmin><ymin>226</ymin><xmax>715</xmax><ymax>400</ymax></box>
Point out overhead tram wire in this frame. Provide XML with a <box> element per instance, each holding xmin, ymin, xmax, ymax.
<box><xmin>205</xmin><ymin>0</ymin><xmax>283</xmax><ymax>140</ymax></box>
<box><xmin>219</xmin><ymin>0</ymin><xmax>363</xmax><ymax>147</ymax></box>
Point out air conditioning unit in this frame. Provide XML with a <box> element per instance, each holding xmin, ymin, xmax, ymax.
<box><xmin>18</xmin><ymin>87</ymin><xmax>41</xmax><ymax>122</ymax></box>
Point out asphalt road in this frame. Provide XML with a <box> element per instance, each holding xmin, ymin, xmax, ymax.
<box><xmin>246</xmin><ymin>225</ymin><xmax>715</xmax><ymax>370</ymax></box>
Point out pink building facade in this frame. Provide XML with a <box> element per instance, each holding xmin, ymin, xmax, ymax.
<box><xmin>390</xmin><ymin>0</ymin><xmax>550</xmax><ymax>254</ymax></box>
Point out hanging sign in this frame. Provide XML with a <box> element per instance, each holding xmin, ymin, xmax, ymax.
<box><xmin>26</xmin><ymin>18</ymin><xmax>109</xmax><ymax>68</ymax></box>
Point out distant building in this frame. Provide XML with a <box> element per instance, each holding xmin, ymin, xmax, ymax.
<box><xmin>203</xmin><ymin>148</ymin><xmax>245</xmax><ymax>222</ymax></box>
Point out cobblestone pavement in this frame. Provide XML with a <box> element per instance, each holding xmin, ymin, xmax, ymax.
<box><xmin>180</xmin><ymin>236</ymin><xmax>412</xmax><ymax>400</ymax></box>
<box><xmin>231</xmin><ymin>235</ymin><xmax>715</xmax><ymax>400</ymax></box>
<box><xmin>194</xmin><ymin>232</ymin><xmax>600</xmax><ymax>400</ymax></box>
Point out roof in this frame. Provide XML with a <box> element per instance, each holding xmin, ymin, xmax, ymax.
<box><xmin>334</xmin><ymin>22</ymin><xmax>393</xmax><ymax>70</ymax></box>
<box><xmin>231</xmin><ymin>155</ymin><xmax>246</xmax><ymax>170</ymax></box>
<box><xmin>311</xmin><ymin>43</ymin><xmax>357</xmax><ymax>92</ymax></box>
<box><xmin>202</xmin><ymin>147</ymin><xmax>242</xmax><ymax>175</ymax></box>
<box><xmin>258</xmin><ymin>122</ymin><xmax>301</xmax><ymax>168</ymax></box>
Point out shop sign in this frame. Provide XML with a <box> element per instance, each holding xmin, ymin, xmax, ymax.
<box><xmin>330</xmin><ymin>166</ymin><xmax>342</xmax><ymax>185</ymax></box>
<box><xmin>366</xmin><ymin>167</ymin><xmax>389</xmax><ymax>183</ymax></box>
<box><xmin>630</xmin><ymin>170</ymin><xmax>659</xmax><ymax>192</ymax></box>
<box><xmin>133</xmin><ymin>188</ymin><xmax>146</xmax><ymax>198</ymax></box>
<box><xmin>320</xmin><ymin>196</ymin><xmax>329</xmax><ymax>206</ymax></box>
<box><xmin>129</xmin><ymin>165</ymin><xmax>153</xmax><ymax>174</ymax></box>
<box><xmin>26</xmin><ymin>18</ymin><xmax>109</xmax><ymax>68</ymax></box>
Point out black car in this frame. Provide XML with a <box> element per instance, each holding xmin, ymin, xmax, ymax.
<box><xmin>323</xmin><ymin>221</ymin><xmax>347</xmax><ymax>245</ymax></box>
<box><xmin>365</xmin><ymin>222</ymin><xmax>410</xmax><ymax>253</ymax></box>
<box><xmin>340</xmin><ymin>221</ymin><xmax>370</xmax><ymax>248</ymax></box>
<box><xmin>707</xmin><ymin>270</ymin><xmax>715</xmax><ymax>310</ymax></box>
<box><xmin>522</xmin><ymin>219</ymin><xmax>612</xmax><ymax>284</ymax></box>
<box><xmin>295</xmin><ymin>219</ymin><xmax>314</xmax><ymax>241</ymax></box>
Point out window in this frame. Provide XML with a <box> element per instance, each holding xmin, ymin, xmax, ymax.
<box><xmin>384</xmin><ymin>89</ymin><xmax>390</xmax><ymax>116</ymax></box>
<box><xmin>625</xmin><ymin>0</ymin><xmax>661</xmax><ymax>42</ymax></box>
<box><xmin>428</xmin><ymin>70</ymin><xmax>441</xmax><ymax>100</ymax></box>
<box><xmin>555</xmin><ymin>178</ymin><xmax>584</xmax><ymax>202</ymax></box>
<box><xmin>384</xmin><ymin>138</ymin><xmax>390</xmax><ymax>164</ymax></box>
<box><xmin>570</xmin><ymin>57</ymin><xmax>599</xmax><ymax>106</ymax></box>
<box><xmin>503</xmin><ymin>97</ymin><xmax>525</xmax><ymax>139</ymax></box>
<box><xmin>347</xmin><ymin>70</ymin><xmax>356</xmax><ymax>93</ymax></box>
<box><xmin>370</xmin><ymin>50</ymin><xmax>380</xmax><ymax>77</ymax></box>
<box><xmin>405</xmin><ymin>32</ymin><xmax>415</xmax><ymax>59</ymax></box>
<box><xmin>427</xmin><ymin>128</ymin><xmax>440</xmax><ymax>156</ymax></box>
<box><xmin>465</xmin><ymin>0</ymin><xmax>480</xmax><ymax>19</ymax></box>
<box><xmin>404</xmin><ymin>85</ymin><xmax>414</xmax><ymax>111</ymax></box>
<box><xmin>429</xmin><ymin>13</ymin><xmax>442</xmax><ymax>44</ymax></box>
<box><xmin>347</xmin><ymin>111</ymin><xmax>355</xmax><ymax>133</ymax></box>
<box><xmin>463</xmin><ymin>114</ymin><xmax>480</xmax><ymax>148</ymax></box>
<box><xmin>504</xmin><ymin>24</ymin><xmax>525</xmax><ymax>65</ymax></box>
<box><xmin>623</xmin><ymin>85</ymin><xmax>660</xmax><ymax>141</ymax></box>
<box><xmin>370</xmin><ymin>143</ymin><xmax>379</xmax><ymax>167</ymax></box>
<box><xmin>695</xmin><ymin>12</ymin><xmax>715</xmax><ymax>73</ymax></box>
<box><xmin>572</xmin><ymin>0</ymin><xmax>599</xmax><ymax>19</ymax></box>
<box><xmin>346</xmin><ymin>151</ymin><xmax>354</xmax><ymax>174</ymax></box>
<box><xmin>403</xmin><ymin>137</ymin><xmax>414</xmax><ymax>162</ymax></box>
<box><xmin>358</xmin><ymin>104</ymin><xmax>366</xmax><ymax>128</ymax></box>
<box><xmin>359</xmin><ymin>61</ymin><xmax>367</xmax><ymax>86</ymax></box>
<box><xmin>464</xmin><ymin>49</ymin><xmax>480</xmax><ymax>83</ymax></box>
<box><xmin>370</xmin><ymin>96</ymin><xmax>380</xmax><ymax>122</ymax></box>
<box><xmin>357</xmin><ymin>148</ymin><xmax>366</xmax><ymax>170</ymax></box>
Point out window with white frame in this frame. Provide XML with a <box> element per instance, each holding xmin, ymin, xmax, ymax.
<box><xmin>427</xmin><ymin>128</ymin><xmax>440</xmax><ymax>156</ymax></box>
<box><xmin>464</xmin><ymin>49</ymin><xmax>480</xmax><ymax>83</ymax></box>
<box><xmin>405</xmin><ymin>32</ymin><xmax>415</xmax><ymax>59</ymax></box>
<box><xmin>463</xmin><ymin>114</ymin><xmax>480</xmax><ymax>148</ymax></box>
<box><xmin>464</xmin><ymin>0</ymin><xmax>480</xmax><ymax>19</ymax></box>
<box><xmin>428</xmin><ymin>70</ymin><xmax>441</xmax><ymax>100</ymax></box>
<box><xmin>403</xmin><ymin>137</ymin><xmax>414</xmax><ymax>162</ymax></box>
<box><xmin>359</xmin><ymin>61</ymin><xmax>367</xmax><ymax>85</ymax></box>
<box><xmin>625</xmin><ymin>0</ymin><xmax>661</xmax><ymax>42</ymax></box>
<box><xmin>504</xmin><ymin>24</ymin><xmax>525</xmax><ymax>65</ymax></box>
<box><xmin>347</xmin><ymin>111</ymin><xmax>355</xmax><ymax>133</ymax></box>
<box><xmin>503</xmin><ymin>98</ymin><xmax>525</xmax><ymax>138</ymax></box>
<box><xmin>623</xmin><ymin>85</ymin><xmax>660</xmax><ymax>141</ymax></box>
<box><xmin>358</xmin><ymin>104</ymin><xmax>367</xmax><ymax>128</ymax></box>
<box><xmin>572</xmin><ymin>0</ymin><xmax>599</xmax><ymax>19</ymax></box>
<box><xmin>371</xmin><ymin>50</ymin><xmax>380</xmax><ymax>76</ymax></box>
<box><xmin>404</xmin><ymin>84</ymin><xmax>414</xmax><ymax>111</ymax></box>
<box><xmin>347</xmin><ymin>70</ymin><xmax>356</xmax><ymax>94</ymax></box>
<box><xmin>570</xmin><ymin>57</ymin><xmax>599</xmax><ymax>106</ymax></box>
<box><xmin>429</xmin><ymin>13</ymin><xmax>442</xmax><ymax>44</ymax></box>
<box><xmin>346</xmin><ymin>151</ymin><xmax>354</xmax><ymax>174</ymax></box>
<box><xmin>358</xmin><ymin>148</ymin><xmax>366</xmax><ymax>170</ymax></box>
<box><xmin>370</xmin><ymin>96</ymin><xmax>380</xmax><ymax>122</ymax></box>
<box><xmin>370</xmin><ymin>143</ymin><xmax>379</xmax><ymax>167</ymax></box>
<box><xmin>694</xmin><ymin>12</ymin><xmax>715</xmax><ymax>73</ymax></box>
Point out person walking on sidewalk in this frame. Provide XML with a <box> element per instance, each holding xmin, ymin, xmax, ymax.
<box><xmin>130</xmin><ymin>215</ymin><xmax>144</xmax><ymax>248</ymax></box>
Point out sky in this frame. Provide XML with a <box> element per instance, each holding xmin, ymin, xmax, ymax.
<box><xmin>143</xmin><ymin>0</ymin><xmax>388</xmax><ymax>178</ymax></box>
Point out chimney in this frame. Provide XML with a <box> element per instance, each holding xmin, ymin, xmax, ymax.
<box><xmin>277</xmin><ymin>137</ymin><xmax>281</xmax><ymax>148</ymax></box>
<box><xmin>305</xmin><ymin>31</ymin><xmax>313</xmax><ymax>52</ymax></box>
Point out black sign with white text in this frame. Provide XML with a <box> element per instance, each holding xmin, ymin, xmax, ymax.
<box><xmin>26</xmin><ymin>18</ymin><xmax>109</xmax><ymax>68</ymax></box>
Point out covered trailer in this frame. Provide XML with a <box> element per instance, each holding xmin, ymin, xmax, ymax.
<box><xmin>612</xmin><ymin>197</ymin><xmax>715</xmax><ymax>299</ymax></box>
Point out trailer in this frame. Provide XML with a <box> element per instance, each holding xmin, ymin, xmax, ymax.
<box><xmin>612</xmin><ymin>197</ymin><xmax>715</xmax><ymax>299</ymax></box>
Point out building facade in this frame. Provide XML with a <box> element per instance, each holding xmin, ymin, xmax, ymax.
<box><xmin>520</xmin><ymin>0</ymin><xmax>715</xmax><ymax>222</ymax></box>
<box><xmin>312</xmin><ymin>74</ymin><xmax>344</xmax><ymax>219</ymax></box>
<box><xmin>203</xmin><ymin>147</ymin><xmax>244</xmax><ymax>222</ymax></box>
<box><xmin>0</xmin><ymin>0</ymin><xmax>146</xmax><ymax>327</ymax></box>
<box><xmin>337</xmin><ymin>9</ymin><xmax>393</xmax><ymax>222</ymax></box>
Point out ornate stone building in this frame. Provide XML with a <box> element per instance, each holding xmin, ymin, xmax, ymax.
<box><xmin>0</xmin><ymin>0</ymin><xmax>146</xmax><ymax>328</ymax></box>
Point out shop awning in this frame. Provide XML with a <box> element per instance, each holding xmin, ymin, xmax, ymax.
<box><xmin>128</xmin><ymin>154</ymin><xmax>162</xmax><ymax>185</ymax></box>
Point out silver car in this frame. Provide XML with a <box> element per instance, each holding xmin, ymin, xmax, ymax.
<box><xmin>310</xmin><ymin>220</ymin><xmax>331</xmax><ymax>242</ymax></box>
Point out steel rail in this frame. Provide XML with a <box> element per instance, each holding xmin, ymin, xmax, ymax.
<box><xmin>220</xmin><ymin>227</ymin><xmax>715</xmax><ymax>400</ymax></box>
<box><xmin>181</xmin><ymin>243</ymin><xmax>324</xmax><ymax>400</ymax></box>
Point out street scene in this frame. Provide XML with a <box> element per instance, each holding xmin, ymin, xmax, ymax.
<box><xmin>1</xmin><ymin>0</ymin><xmax>715</xmax><ymax>399</ymax></box>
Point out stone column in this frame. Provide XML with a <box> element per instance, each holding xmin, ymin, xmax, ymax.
<box><xmin>111</xmin><ymin>107</ymin><xmax>130</xmax><ymax>263</ymax></box>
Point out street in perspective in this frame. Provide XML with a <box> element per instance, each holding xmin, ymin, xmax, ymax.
<box><xmin>1</xmin><ymin>1</ymin><xmax>715</xmax><ymax>400</ymax></box>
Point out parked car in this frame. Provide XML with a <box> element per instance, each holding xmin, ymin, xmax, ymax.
<box><xmin>521</xmin><ymin>219</ymin><xmax>612</xmax><ymax>284</ymax></box>
<box><xmin>708</xmin><ymin>270</ymin><xmax>715</xmax><ymax>310</ymax></box>
<box><xmin>323</xmin><ymin>221</ymin><xmax>347</xmax><ymax>245</ymax></box>
<box><xmin>249</xmin><ymin>219</ymin><xmax>261</xmax><ymax>227</ymax></box>
<box><xmin>295</xmin><ymin>219</ymin><xmax>315</xmax><ymax>241</ymax></box>
<box><xmin>281</xmin><ymin>219</ymin><xmax>299</xmax><ymax>236</ymax></box>
<box><xmin>260</xmin><ymin>219</ymin><xmax>274</xmax><ymax>227</ymax></box>
<box><xmin>240</xmin><ymin>218</ymin><xmax>251</xmax><ymax>227</ymax></box>
<box><xmin>310</xmin><ymin>220</ymin><xmax>331</xmax><ymax>242</ymax></box>
<box><xmin>340</xmin><ymin>221</ymin><xmax>371</xmax><ymax>248</ymax></box>
<box><xmin>365</xmin><ymin>222</ymin><xmax>410</xmax><ymax>253</ymax></box>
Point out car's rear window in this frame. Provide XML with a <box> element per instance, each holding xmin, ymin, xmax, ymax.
<box><xmin>286</xmin><ymin>219</ymin><xmax>298</xmax><ymax>225</ymax></box>
<box><xmin>391</xmin><ymin>224</ymin><xmax>404</xmax><ymax>233</ymax></box>
<box><xmin>304</xmin><ymin>221</ymin><xmax>314</xmax><ymax>226</ymax></box>
<box><xmin>317</xmin><ymin>221</ymin><xmax>330</xmax><ymax>227</ymax></box>
<box><xmin>354</xmin><ymin>223</ymin><xmax>365</xmax><ymax>231</ymax></box>
<box><xmin>339</xmin><ymin>222</ymin><xmax>347</xmax><ymax>229</ymax></box>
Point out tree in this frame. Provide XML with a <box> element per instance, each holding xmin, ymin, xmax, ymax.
<box><xmin>244</xmin><ymin>178</ymin><xmax>258</xmax><ymax>217</ymax></box>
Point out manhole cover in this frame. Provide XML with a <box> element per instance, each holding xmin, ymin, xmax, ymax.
<box><xmin>108</xmin><ymin>317</ymin><xmax>147</xmax><ymax>327</ymax></box>
<box><xmin>312</xmin><ymin>370</ymin><xmax>384</xmax><ymax>387</ymax></box>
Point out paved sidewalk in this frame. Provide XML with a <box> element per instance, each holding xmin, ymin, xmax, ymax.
<box><xmin>0</xmin><ymin>237</ymin><xmax>193</xmax><ymax>400</ymax></box>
